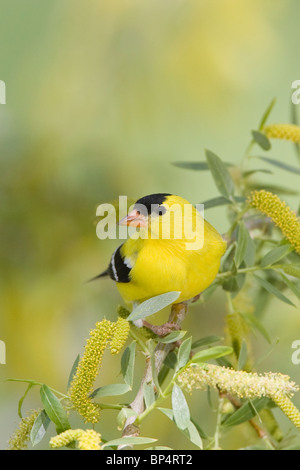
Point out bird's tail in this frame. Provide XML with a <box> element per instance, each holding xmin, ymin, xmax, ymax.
<box><xmin>86</xmin><ymin>270</ymin><xmax>109</xmax><ymax>283</ymax></box>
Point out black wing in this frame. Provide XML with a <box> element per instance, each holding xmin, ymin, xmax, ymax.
<box><xmin>88</xmin><ymin>244</ymin><xmax>131</xmax><ymax>284</ymax></box>
<box><xmin>107</xmin><ymin>244</ymin><xmax>131</xmax><ymax>283</ymax></box>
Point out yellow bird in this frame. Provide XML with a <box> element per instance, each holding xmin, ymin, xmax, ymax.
<box><xmin>94</xmin><ymin>194</ymin><xmax>226</xmax><ymax>307</ymax></box>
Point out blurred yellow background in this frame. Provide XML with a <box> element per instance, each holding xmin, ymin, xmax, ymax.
<box><xmin>1</xmin><ymin>0</ymin><xmax>300</xmax><ymax>449</ymax></box>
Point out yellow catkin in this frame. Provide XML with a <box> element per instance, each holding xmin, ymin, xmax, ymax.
<box><xmin>117</xmin><ymin>305</ymin><xmax>156</xmax><ymax>339</ymax></box>
<box><xmin>272</xmin><ymin>394</ymin><xmax>300</xmax><ymax>430</ymax></box>
<box><xmin>178</xmin><ymin>364</ymin><xmax>298</xmax><ymax>399</ymax></box>
<box><xmin>248</xmin><ymin>190</ymin><xmax>300</xmax><ymax>254</ymax></box>
<box><xmin>77</xmin><ymin>429</ymin><xmax>102</xmax><ymax>450</ymax></box>
<box><xmin>7</xmin><ymin>409</ymin><xmax>41</xmax><ymax>450</ymax></box>
<box><xmin>50</xmin><ymin>429</ymin><xmax>102</xmax><ymax>450</ymax></box>
<box><xmin>263</xmin><ymin>124</ymin><xmax>300</xmax><ymax>143</ymax></box>
<box><xmin>50</xmin><ymin>429</ymin><xmax>83</xmax><ymax>448</ymax></box>
<box><xmin>178</xmin><ymin>364</ymin><xmax>300</xmax><ymax>430</ymax></box>
<box><xmin>110</xmin><ymin>317</ymin><xmax>130</xmax><ymax>355</ymax></box>
<box><xmin>69</xmin><ymin>319</ymin><xmax>114</xmax><ymax>423</ymax></box>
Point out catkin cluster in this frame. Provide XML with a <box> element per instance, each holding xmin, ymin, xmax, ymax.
<box><xmin>263</xmin><ymin>124</ymin><xmax>300</xmax><ymax>143</ymax></box>
<box><xmin>50</xmin><ymin>428</ymin><xmax>102</xmax><ymax>450</ymax></box>
<box><xmin>248</xmin><ymin>190</ymin><xmax>300</xmax><ymax>254</ymax></box>
<box><xmin>7</xmin><ymin>409</ymin><xmax>41</xmax><ymax>450</ymax></box>
<box><xmin>69</xmin><ymin>317</ymin><xmax>130</xmax><ymax>423</ymax></box>
<box><xmin>178</xmin><ymin>364</ymin><xmax>300</xmax><ymax>429</ymax></box>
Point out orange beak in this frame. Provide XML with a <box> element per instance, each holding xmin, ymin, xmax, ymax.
<box><xmin>118</xmin><ymin>209</ymin><xmax>148</xmax><ymax>228</ymax></box>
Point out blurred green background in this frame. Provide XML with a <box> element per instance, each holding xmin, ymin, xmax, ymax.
<box><xmin>1</xmin><ymin>0</ymin><xmax>300</xmax><ymax>449</ymax></box>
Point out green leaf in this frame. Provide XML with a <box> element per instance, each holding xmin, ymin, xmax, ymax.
<box><xmin>280</xmin><ymin>273</ymin><xmax>300</xmax><ymax>300</ymax></box>
<box><xmin>190</xmin><ymin>346</ymin><xmax>233</xmax><ymax>364</ymax></box>
<box><xmin>67</xmin><ymin>354</ymin><xmax>80</xmax><ymax>390</ymax></box>
<box><xmin>182</xmin><ymin>420</ymin><xmax>203</xmax><ymax>449</ymax></box>
<box><xmin>252</xmin><ymin>130</ymin><xmax>271</xmax><ymax>151</ymax></box>
<box><xmin>158</xmin><ymin>408</ymin><xmax>204</xmax><ymax>448</ymax></box>
<box><xmin>163</xmin><ymin>351</ymin><xmax>178</xmax><ymax>369</ymax></box>
<box><xmin>172</xmin><ymin>384</ymin><xmax>190</xmax><ymax>431</ymax></box>
<box><xmin>127</xmin><ymin>291</ymin><xmax>181</xmax><ymax>322</ymax></box>
<box><xmin>40</xmin><ymin>385</ymin><xmax>70</xmax><ymax>434</ymax></box>
<box><xmin>102</xmin><ymin>437</ymin><xmax>157</xmax><ymax>449</ymax></box>
<box><xmin>158</xmin><ymin>330</ymin><xmax>186</xmax><ymax>344</ymax></box>
<box><xmin>143</xmin><ymin>382</ymin><xmax>156</xmax><ymax>409</ymax></box>
<box><xmin>261</xmin><ymin>244</ymin><xmax>293</xmax><ymax>268</ymax></box>
<box><xmin>283</xmin><ymin>265</ymin><xmax>300</xmax><ymax>279</ymax></box>
<box><xmin>253</xmin><ymin>274</ymin><xmax>295</xmax><ymax>307</ymax></box>
<box><xmin>237</xmin><ymin>340</ymin><xmax>248</xmax><ymax>370</ymax></box>
<box><xmin>172</xmin><ymin>161</ymin><xmax>210</xmax><ymax>171</ymax></box>
<box><xmin>223</xmin><ymin>398</ymin><xmax>270</xmax><ymax>427</ymax></box>
<box><xmin>205</xmin><ymin>150</ymin><xmax>235</xmax><ymax>198</ymax></box>
<box><xmin>116</xmin><ymin>408</ymin><xmax>137</xmax><ymax>431</ymax></box>
<box><xmin>257</xmin><ymin>156</ymin><xmax>300</xmax><ymax>175</ymax></box>
<box><xmin>30</xmin><ymin>410</ymin><xmax>50</xmax><ymax>447</ymax></box>
<box><xmin>240</xmin><ymin>312</ymin><xmax>271</xmax><ymax>344</ymax></box>
<box><xmin>146</xmin><ymin>446</ymin><xmax>173</xmax><ymax>450</ymax></box>
<box><xmin>91</xmin><ymin>383</ymin><xmax>131</xmax><ymax>399</ymax></box>
<box><xmin>258</xmin><ymin>98</ymin><xmax>276</xmax><ymax>130</ymax></box>
<box><xmin>172</xmin><ymin>161</ymin><xmax>234</xmax><ymax>171</ymax></box>
<box><xmin>177</xmin><ymin>337</ymin><xmax>192</xmax><ymax>370</ymax></box>
<box><xmin>121</xmin><ymin>341</ymin><xmax>136</xmax><ymax>388</ymax></box>
<box><xmin>191</xmin><ymin>336</ymin><xmax>224</xmax><ymax>349</ymax></box>
<box><xmin>235</xmin><ymin>222</ymin><xmax>249</xmax><ymax>268</ymax></box>
<box><xmin>201</xmin><ymin>196</ymin><xmax>232</xmax><ymax>210</ymax></box>
<box><xmin>243</xmin><ymin>169</ymin><xmax>273</xmax><ymax>177</ymax></box>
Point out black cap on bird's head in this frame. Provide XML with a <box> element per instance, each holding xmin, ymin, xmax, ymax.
<box><xmin>118</xmin><ymin>193</ymin><xmax>171</xmax><ymax>227</ymax></box>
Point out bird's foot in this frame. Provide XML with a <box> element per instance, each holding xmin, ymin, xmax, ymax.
<box><xmin>142</xmin><ymin>320</ymin><xmax>180</xmax><ymax>338</ymax></box>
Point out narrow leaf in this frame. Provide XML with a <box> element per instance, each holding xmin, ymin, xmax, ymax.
<box><xmin>258</xmin><ymin>98</ymin><xmax>276</xmax><ymax>130</ymax></box>
<box><xmin>240</xmin><ymin>312</ymin><xmax>271</xmax><ymax>344</ymax></box>
<box><xmin>158</xmin><ymin>330</ymin><xmax>186</xmax><ymax>344</ymax></box>
<box><xmin>235</xmin><ymin>222</ymin><xmax>249</xmax><ymax>268</ymax></box>
<box><xmin>280</xmin><ymin>273</ymin><xmax>300</xmax><ymax>300</ymax></box>
<box><xmin>190</xmin><ymin>346</ymin><xmax>233</xmax><ymax>363</ymax></box>
<box><xmin>201</xmin><ymin>196</ymin><xmax>232</xmax><ymax>209</ymax></box>
<box><xmin>30</xmin><ymin>410</ymin><xmax>50</xmax><ymax>447</ymax></box>
<box><xmin>253</xmin><ymin>274</ymin><xmax>295</xmax><ymax>307</ymax></box>
<box><xmin>172</xmin><ymin>161</ymin><xmax>210</xmax><ymax>171</ymax></box>
<box><xmin>177</xmin><ymin>337</ymin><xmax>192</xmax><ymax>370</ymax></box>
<box><xmin>182</xmin><ymin>420</ymin><xmax>203</xmax><ymax>449</ymax></box>
<box><xmin>237</xmin><ymin>340</ymin><xmax>248</xmax><ymax>370</ymax></box>
<box><xmin>283</xmin><ymin>265</ymin><xmax>300</xmax><ymax>279</ymax></box>
<box><xmin>205</xmin><ymin>150</ymin><xmax>235</xmax><ymax>198</ymax></box>
<box><xmin>67</xmin><ymin>354</ymin><xmax>80</xmax><ymax>390</ymax></box>
<box><xmin>223</xmin><ymin>398</ymin><xmax>270</xmax><ymax>427</ymax></box>
<box><xmin>261</xmin><ymin>244</ymin><xmax>293</xmax><ymax>268</ymax></box>
<box><xmin>91</xmin><ymin>383</ymin><xmax>131</xmax><ymax>399</ymax></box>
<box><xmin>252</xmin><ymin>130</ymin><xmax>271</xmax><ymax>151</ymax></box>
<box><xmin>257</xmin><ymin>156</ymin><xmax>300</xmax><ymax>175</ymax></box>
<box><xmin>121</xmin><ymin>341</ymin><xmax>136</xmax><ymax>388</ymax></box>
<box><xmin>40</xmin><ymin>385</ymin><xmax>70</xmax><ymax>434</ymax></box>
<box><xmin>143</xmin><ymin>382</ymin><xmax>156</xmax><ymax>409</ymax></box>
<box><xmin>192</xmin><ymin>336</ymin><xmax>223</xmax><ymax>349</ymax></box>
<box><xmin>127</xmin><ymin>291</ymin><xmax>181</xmax><ymax>322</ymax></box>
<box><xmin>172</xmin><ymin>384</ymin><xmax>190</xmax><ymax>431</ymax></box>
<box><xmin>102</xmin><ymin>437</ymin><xmax>157</xmax><ymax>449</ymax></box>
